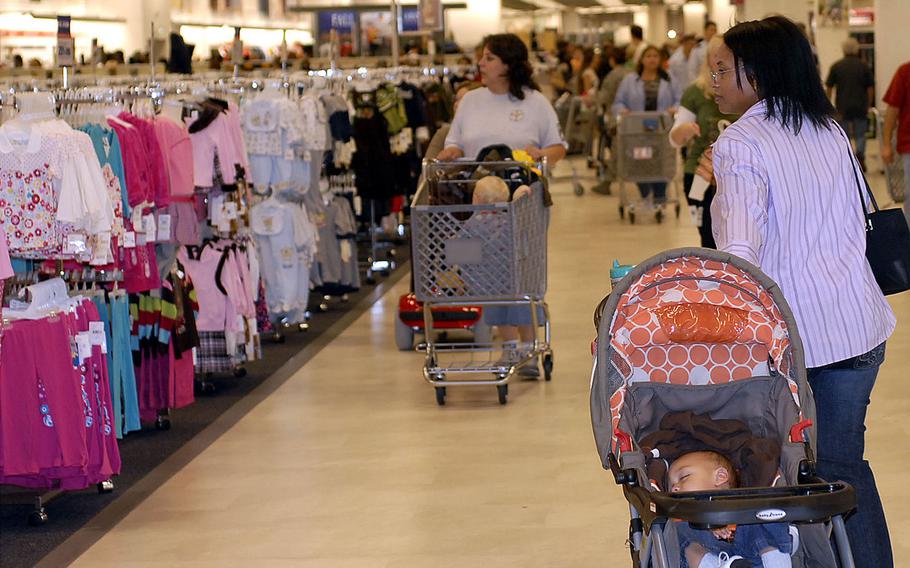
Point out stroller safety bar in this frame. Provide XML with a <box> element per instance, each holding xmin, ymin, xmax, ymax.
<box><xmin>635</xmin><ymin>482</ymin><xmax>855</xmax><ymax>529</ymax></box>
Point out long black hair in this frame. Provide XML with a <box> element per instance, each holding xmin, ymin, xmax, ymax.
<box><xmin>723</xmin><ymin>16</ymin><xmax>834</xmax><ymax>134</ymax></box>
<box><xmin>483</xmin><ymin>33</ymin><xmax>538</xmax><ymax>100</ymax></box>
<box><xmin>635</xmin><ymin>45</ymin><xmax>670</xmax><ymax>82</ymax></box>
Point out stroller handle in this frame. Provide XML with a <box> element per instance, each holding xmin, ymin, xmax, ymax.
<box><xmin>644</xmin><ymin>482</ymin><xmax>856</xmax><ymax>528</ymax></box>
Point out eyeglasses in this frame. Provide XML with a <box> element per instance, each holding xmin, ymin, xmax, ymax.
<box><xmin>710</xmin><ymin>67</ymin><xmax>736</xmax><ymax>84</ymax></box>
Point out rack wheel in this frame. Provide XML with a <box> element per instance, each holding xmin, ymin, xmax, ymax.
<box><xmin>543</xmin><ymin>354</ymin><xmax>554</xmax><ymax>381</ymax></box>
<box><xmin>574</xmin><ymin>182</ymin><xmax>584</xmax><ymax>196</ymax></box>
<box><xmin>619</xmin><ymin>205</ymin><xmax>625</xmax><ymax>219</ymax></box>
<box><xmin>655</xmin><ymin>209</ymin><xmax>664</xmax><ymax>224</ymax></box>
<box><xmin>497</xmin><ymin>384</ymin><xmax>508</xmax><ymax>405</ymax></box>
<box><xmin>629</xmin><ymin>212</ymin><xmax>636</xmax><ymax>224</ymax></box>
<box><xmin>28</xmin><ymin>509</ymin><xmax>48</xmax><ymax>526</ymax></box>
<box><xmin>97</xmin><ymin>479</ymin><xmax>115</xmax><ymax>493</ymax></box>
<box><xmin>233</xmin><ymin>367</ymin><xmax>248</xmax><ymax>378</ymax></box>
<box><xmin>435</xmin><ymin>387</ymin><xmax>446</xmax><ymax>406</ymax></box>
<box><xmin>199</xmin><ymin>381</ymin><xmax>216</xmax><ymax>394</ymax></box>
<box><xmin>155</xmin><ymin>416</ymin><xmax>171</xmax><ymax>431</ymax></box>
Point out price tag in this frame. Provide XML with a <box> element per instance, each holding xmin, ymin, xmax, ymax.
<box><xmin>89</xmin><ymin>321</ymin><xmax>108</xmax><ymax>354</ymax></box>
<box><xmin>76</xmin><ymin>331</ymin><xmax>92</xmax><ymax>363</ymax></box>
<box><xmin>142</xmin><ymin>214</ymin><xmax>157</xmax><ymax>242</ymax></box>
<box><xmin>223</xmin><ymin>202</ymin><xmax>238</xmax><ymax>220</ymax></box>
<box><xmin>633</xmin><ymin>146</ymin><xmax>653</xmax><ymax>160</ymax></box>
<box><xmin>92</xmin><ymin>231</ymin><xmax>112</xmax><ymax>264</ymax></box>
<box><xmin>122</xmin><ymin>231</ymin><xmax>136</xmax><ymax>248</ymax></box>
<box><xmin>65</xmin><ymin>233</ymin><xmax>87</xmax><ymax>255</ymax></box>
<box><xmin>191</xmin><ymin>347</ymin><xmax>198</xmax><ymax>366</ymax></box>
<box><xmin>157</xmin><ymin>214</ymin><xmax>172</xmax><ymax>242</ymax></box>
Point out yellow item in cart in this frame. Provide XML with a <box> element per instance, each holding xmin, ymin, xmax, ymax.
<box><xmin>511</xmin><ymin>150</ymin><xmax>542</xmax><ymax>177</ymax></box>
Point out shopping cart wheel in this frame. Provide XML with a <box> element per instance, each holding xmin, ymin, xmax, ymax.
<box><xmin>574</xmin><ymin>182</ymin><xmax>584</xmax><ymax>196</ymax></box>
<box><xmin>435</xmin><ymin>387</ymin><xmax>446</xmax><ymax>406</ymax></box>
<box><xmin>629</xmin><ymin>212</ymin><xmax>636</xmax><ymax>224</ymax></box>
<box><xmin>675</xmin><ymin>203</ymin><xmax>681</xmax><ymax>218</ymax></box>
<box><xmin>619</xmin><ymin>205</ymin><xmax>625</xmax><ymax>219</ymax></box>
<box><xmin>233</xmin><ymin>367</ymin><xmax>248</xmax><ymax>378</ymax></box>
<box><xmin>543</xmin><ymin>354</ymin><xmax>554</xmax><ymax>381</ymax></box>
<box><xmin>655</xmin><ymin>209</ymin><xmax>663</xmax><ymax>224</ymax></box>
<box><xmin>497</xmin><ymin>384</ymin><xmax>508</xmax><ymax>405</ymax></box>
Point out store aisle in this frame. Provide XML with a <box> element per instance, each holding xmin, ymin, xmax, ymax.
<box><xmin>60</xmin><ymin>160</ymin><xmax>910</xmax><ymax>567</ymax></box>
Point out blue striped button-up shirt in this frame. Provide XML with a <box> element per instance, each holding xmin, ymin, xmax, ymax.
<box><xmin>712</xmin><ymin>100</ymin><xmax>896</xmax><ymax>367</ymax></box>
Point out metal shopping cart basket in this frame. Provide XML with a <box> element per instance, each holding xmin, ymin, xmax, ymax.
<box><xmin>613</xmin><ymin>111</ymin><xmax>681</xmax><ymax>223</ymax></box>
<box><xmin>554</xmin><ymin>93</ymin><xmax>597</xmax><ymax>196</ymax></box>
<box><xmin>411</xmin><ymin>160</ymin><xmax>553</xmax><ymax>405</ymax></box>
<box><xmin>874</xmin><ymin>108</ymin><xmax>906</xmax><ymax>205</ymax></box>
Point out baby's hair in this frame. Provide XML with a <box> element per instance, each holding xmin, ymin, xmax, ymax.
<box><xmin>473</xmin><ymin>175</ymin><xmax>510</xmax><ymax>204</ymax></box>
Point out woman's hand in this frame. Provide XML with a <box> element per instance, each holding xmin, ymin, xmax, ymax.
<box><xmin>695</xmin><ymin>146</ymin><xmax>715</xmax><ymax>184</ymax></box>
<box><xmin>680</xmin><ymin>122</ymin><xmax>701</xmax><ymax>143</ymax></box>
<box><xmin>881</xmin><ymin>143</ymin><xmax>895</xmax><ymax>165</ymax></box>
<box><xmin>435</xmin><ymin>146</ymin><xmax>464</xmax><ymax>161</ymax></box>
<box><xmin>523</xmin><ymin>146</ymin><xmax>545</xmax><ymax>161</ymax></box>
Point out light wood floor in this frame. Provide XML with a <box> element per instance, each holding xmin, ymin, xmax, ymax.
<box><xmin>69</xmin><ymin>158</ymin><xmax>909</xmax><ymax>567</ymax></box>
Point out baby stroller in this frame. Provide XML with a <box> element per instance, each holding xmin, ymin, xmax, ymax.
<box><xmin>590</xmin><ymin>248</ymin><xmax>857</xmax><ymax>567</ymax></box>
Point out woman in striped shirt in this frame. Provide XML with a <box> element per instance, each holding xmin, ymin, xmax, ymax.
<box><xmin>709</xmin><ymin>16</ymin><xmax>896</xmax><ymax>566</ymax></box>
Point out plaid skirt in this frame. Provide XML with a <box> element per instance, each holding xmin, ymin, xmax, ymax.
<box><xmin>197</xmin><ymin>331</ymin><xmax>234</xmax><ymax>374</ymax></box>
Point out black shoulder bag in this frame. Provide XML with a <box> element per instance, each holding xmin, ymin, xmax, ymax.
<box><xmin>846</xmin><ymin>137</ymin><xmax>910</xmax><ymax>295</ymax></box>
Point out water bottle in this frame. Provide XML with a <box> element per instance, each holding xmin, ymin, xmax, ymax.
<box><xmin>610</xmin><ymin>260</ymin><xmax>634</xmax><ymax>292</ymax></box>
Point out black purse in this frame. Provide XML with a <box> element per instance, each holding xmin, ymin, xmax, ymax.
<box><xmin>847</xmin><ymin>141</ymin><xmax>910</xmax><ymax>295</ymax></box>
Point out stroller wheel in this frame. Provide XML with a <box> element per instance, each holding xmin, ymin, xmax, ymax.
<box><xmin>497</xmin><ymin>384</ymin><xmax>508</xmax><ymax>405</ymax></box>
<box><xmin>574</xmin><ymin>182</ymin><xmax>584</xmax><ymax>196</ymax></box>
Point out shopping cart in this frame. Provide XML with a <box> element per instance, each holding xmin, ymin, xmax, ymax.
<box><xmin>554</xmin><ymin>93</ymin><xmax>597</xmax><ymax>196</ymax></box>
<box><xmin>874</xmin><ymin>108</ymin><xmax>906</xmax><ymax>205</ymax></box>
<box><xmin>411</xmin><ymin>160</ymin><xmax>553</xmax><ymax>405</ymax></box>
<box><xmin>613</xmin><ymin>111</ymin><xmax>681</xmax><ymax>224</ymax></box>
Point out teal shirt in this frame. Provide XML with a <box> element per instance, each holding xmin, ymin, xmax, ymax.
<box><xmin>80</xmin><ymin>124</ymin><xmax>131</xmax><ymax>218</ymax></box>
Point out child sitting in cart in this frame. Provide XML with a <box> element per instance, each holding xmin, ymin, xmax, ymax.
<box><xmin>668</xmin><ymin>451</ymin><xmax>793</xmax><ymax>568</ymax></box>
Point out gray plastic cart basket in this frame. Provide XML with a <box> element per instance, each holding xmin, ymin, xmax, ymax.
<box><xmin>553</xmin><ymin>93</ymin><xmax>596</xmax><ymax>196</ymax></box>
<box><xmin>613</xmin><ymin>111</ymin><xmax>681</xmax><ymax>223</ymax></box>
<box><xmin>411</xmin><ymin>160</ymin><xmax>554</xmax><ymax>405</ymax></box>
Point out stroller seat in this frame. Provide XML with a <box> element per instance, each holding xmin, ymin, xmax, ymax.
<box><xmin>591</xmin><ymin>248</ymin><xmax>857</xmax><ymax>568</ymax></box>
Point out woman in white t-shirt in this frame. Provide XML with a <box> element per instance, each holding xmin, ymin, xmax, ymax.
<box><xmin>437</xmin><ymin>34</ymin><xmax>567</xmax><ymax>164</ymax></box>
<box><xmin>438</xmin><ymin>33</ymin><xmax>565</xmax><ymax>377</ymax></box>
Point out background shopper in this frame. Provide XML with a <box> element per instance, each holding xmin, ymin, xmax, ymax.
<box><xmin>882</xmin><ymin>59</ymin><xmax>910</xmax><ymax>223</ymax></box>
<box><xmin>826</xmin><ymin>38</ymin><xmax>875</xmax><ymax>170</ymax></box>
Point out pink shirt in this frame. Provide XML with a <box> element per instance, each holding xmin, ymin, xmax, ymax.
<box><xmin>187</xmin><ymin>112</ymin><xmax>245</xmax><ymax>187</ymax></box>
<box><xmin>178</xmin><ymin>244</ymin><xmax>247</xmax><ymax>332</ymax></box>
<box><xmin>153</xmin><ymin>117</ymin><xmax>195</xmax><ymax>198</ymax></box>
<box><xmin>712</xmin><ymin>100</ymin><xmax>896</xmax><ymax>367</ymax></box>
<box><xmin>0</xmin><ymin>226</ymin><xmax>12</xmax><ymax>279</ymax></box>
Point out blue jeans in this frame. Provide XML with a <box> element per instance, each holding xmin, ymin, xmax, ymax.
<box><xmin>676</xmin><ymin>521</ymin><xmax>792</xmax><ymax>567</ymax></box>
<box><xmin>808</xmin><ymin>342</ymin><xmax>892</xmax><ymax>568</ymax></box>
<box><xmin>837</xmin><ymin>116</ymin><xmax>868</xmax><ymax>158</ymax></box>
<box><xmin>637</xmin><ymin>182</ymin><xmax>667</xmax><ymax>204</ymax></box>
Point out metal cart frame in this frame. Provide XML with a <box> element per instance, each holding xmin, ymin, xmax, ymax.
<box><xmin>411</xmin><ymin>160</ymin><xmax>554</xmax><ymax>405</ymax></box>
<box><xmin>554</xmin><ymin>93</ymin><xmax>597</xmax><ymax>196</ymax></box>
<box><xmin>612</xmin><ymin>111</ymin><xmax>681</xmax><ymax>223</ymax></box>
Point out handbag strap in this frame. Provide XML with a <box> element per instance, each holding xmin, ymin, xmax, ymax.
<box><xmin>836</xmin><ymin>121</ymin><xmax>880</xmax><ymax>229</ymax></box>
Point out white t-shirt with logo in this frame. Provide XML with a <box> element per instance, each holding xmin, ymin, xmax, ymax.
<box><xmin>444</xmin><ymin>87</ymin><xmax>567</xmax><ymax>160</ymax></box>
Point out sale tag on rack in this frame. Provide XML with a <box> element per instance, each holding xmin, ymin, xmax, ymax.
<box><xmin>65</xmin><ymin>233</ymin><xmax>87</xmax><ymax>255</ymax></box>
<box><xmin>142</xmin><ymin>214</ymin><xmax>157</xmax><ymax>242</ymax></box>
<box><xmin>122</xmin><ymin>231</ymin><xmax>136</xmax><ymax>249</ymax></box>
<box><xmin>223</xmin><ymin>202</ymin><xmax>238</xmax><ymax>220</ymax></box>
<box><xmin>157</xmin><ymin>214</ymin><xmax>172</xmax><ymax>242</ymax></box>
<box><xmin>76</xmin><ymin>332</ymin><xmax>92</xmax><ymax>364</ymax></box>
<box><xmin>89</xmin><ymin>321</ymin><xmax>108</xmax><ymax>354</ymax></box>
